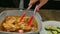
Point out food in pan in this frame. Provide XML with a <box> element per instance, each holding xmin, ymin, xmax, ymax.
<box><xmin>0</xmin><ymin>13</ymin><xmax>38</xmax><ymax>33</ymax></box>
<box><xmin>45</xmin><ymin>26</ymin><xmax>60</xmax><ymax>34</ymax></box>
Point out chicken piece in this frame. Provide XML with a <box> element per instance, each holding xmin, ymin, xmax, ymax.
<box><xmin>22</xmin><ymin>26</ymin><xmax>32</xmax><ymax>31</ymax></box>
<box><xmin>15</xmin><ymin>22</ymin><xmax>25</xmax><ymax>29</ymax></box>
<box><xmin>16</xmin><ymin>21</ymin><xmax>31</xmax><ymax>31</ymax></box>
<box><xmin>5</xmin><ymin>16</ymin><xmax>16</xmax><ymax>24</ymax></box>
<box><xmin>0</xmin><ymin>24</ymin><xmax>3</xmax><ymax>31</ymax></box>
<box><xmin>23</xmin><ymin>17</ymin><xmax>29</xmax><ymax>22</ymax></box>
<box><xmin>2</xmin><ymin>23</ymin><xmax>19</xmax><ymax>32</ymax></box>
<box><xmin>20</xmin><ymin>23</ymin><xmax>32</xmax><ymax>31</ymax></box>
<box><xmin>14</xmin><ymin>22</ymin><xmax>24</xmax><ymax>30</ymax></box>
<box><xmin>17</xmin><ymin>18</ymin><xmax>20</xmax><ymax>23</ymax></box>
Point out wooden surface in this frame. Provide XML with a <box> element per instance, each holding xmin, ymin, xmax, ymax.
<box><xmin>0</xmin><ymin>8</ymin><xmax>60</xmax><ymax>21</ymax></box>
<box><xmin>39</xmin><ymin>10</ymin><xmax>60</xmax><ymax>21</ymax></box>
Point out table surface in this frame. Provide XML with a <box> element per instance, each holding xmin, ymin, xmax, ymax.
<box><xmin>0</xmin><ymin>7</ymin><xmax>60</xmax><ymax>21</ymax></box>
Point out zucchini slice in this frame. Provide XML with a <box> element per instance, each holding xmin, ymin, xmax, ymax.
<box><xmin>45</xmin><ymin>26</ymin><xmax>51</xmax><ymax>30</ymax></box>
<box><xmin>56</xmin><ymin>29</ymin><xmax>60</xmax><ymax>33</ymax></box>
<box><xmin>50</xmin><ymin>26</ymin><xmax>57</xmax><ymax>31</ymax></box>
<box><xmin>52</xmin><ymin>31</ymin><xmax>58</xmax><ymax>34</ymax></box>
<box><xmin>57</xmin><ymin>27</ymin><xmax>60</xmax><ymax>29</ymax></box>
<box><xmin>48</xmin><ymin>31</ymin><xmax>52</xmax><ymax>34</ymax></box>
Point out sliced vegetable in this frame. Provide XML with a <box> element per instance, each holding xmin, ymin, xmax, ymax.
<box><xmin>45</xmin><ymin>26</ymin><xmax>51</xmax><ymax>30</ymax></box>
<box><xmin>45</xmin><ymin>26</ymin><xmax>60</xmax><ymax>34</ymax></box>
<box><xmin>52</xmin><ymin>31</ymin><xmax>58</xmax><ymax>34</ymax></box>
<box><xmin>56</xmin><ymin>29</ymin><xmax>60</xmax><ymax>33</ymax></box>
<box><xmin>57</xmin><ymin>27</ymin><xmax>60</xmax><ymax>29</ymax></box>
<box><xmin>45</xmin><ymin>26</ymin><xmax>57</xmax><ymax>31</ymax></box>
<box><xmin>50</xmin><ymin>26</ymin><xmax>57</xmax><ymax>31</ymax></box>
<box><xmin>47</xmin><ymin>31</ymin><xmax>52</xmax><ymax>34</ymax></box>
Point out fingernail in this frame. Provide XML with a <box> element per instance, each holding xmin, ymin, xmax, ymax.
<box><xmin>19</xmin><ymin>30</ymin><xmax>23</xmax><ymax>34</ymax></box>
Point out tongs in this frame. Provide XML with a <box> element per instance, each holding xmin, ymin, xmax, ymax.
<box><xmin>20</xmin><ymin>6</ymin><xmax>34</xmax><ymax>27</ymax></box>
<box><xmin>19</xmin><ymin>5</ymin><xmax>32</xmax><ymax>22</ymax></box>
<box><xmin>24</xmin><ymin>5</ymin><xmax>32</xmax><ymax>12</ymax></box>
<box><xmin>27</xmin><ymin>16</ymin><xmax>34</xmax><ymax>27</ymax></box>
<box><xmin>19</xmin><ymin>6</ymin><xmax>34</xmax><ymax>33</ymax></box>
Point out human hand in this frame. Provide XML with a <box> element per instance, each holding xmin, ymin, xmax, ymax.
<box><xmin>28</xmin><ymin>0</ymin><xmax>48</xmax><ymax>13</ymax></box>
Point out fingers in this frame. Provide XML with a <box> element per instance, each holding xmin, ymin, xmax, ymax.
<box><xmin>28</xmin><ymin>0</ymin><xmax>38</xmax><ymax>6</ymax></box>
<box><xmin>34</xmin><ymin>0</ymin><xmax>48</xmax><ymax>13</ymax></box>
<box><xmin>34</xmin><ymin>5</ymin><xmax>40</xmax><ymax>13</ymax></box>
<box><xmin>28</xmin><ymin>0</ymin><xmax>40</xmax><ymax>13</ymax></box>
<box><xmin>19</xmin><ymin>30</ymin><xmax>23</xmax><ymax>34</ymax></box>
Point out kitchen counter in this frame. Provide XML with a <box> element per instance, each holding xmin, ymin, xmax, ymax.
<box><xmin>0</xmin><ymin>7</ymin><xmax>60</xmax><ymax>21</ymax></box>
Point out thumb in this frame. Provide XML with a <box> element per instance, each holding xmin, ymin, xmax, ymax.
<box><xmin>28</xmin><ymin>1</ymin><xmax>33</xmax><ymax>6</ymax></box>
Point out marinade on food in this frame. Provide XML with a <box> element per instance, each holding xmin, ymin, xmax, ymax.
<box><xmin>0</xmin><ymin>16</ymin><xmax>38</xmax><ymax>32</ymax></box>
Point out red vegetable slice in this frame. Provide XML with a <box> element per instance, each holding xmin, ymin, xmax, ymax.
<box><xmin>20</xmin><ymin>12</ymin><xmax>25</xmax><ymax>22</ymax></box>
<box><xmin>27</xmin><ymin>16</ymin><xmax>34</xmax><ymax>27</ymax></box>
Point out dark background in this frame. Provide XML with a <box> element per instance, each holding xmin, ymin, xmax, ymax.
<box><xmin>0</xmin><ymin>0</ymin><xmax>60</xmax><ymax>10</ymax></box>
